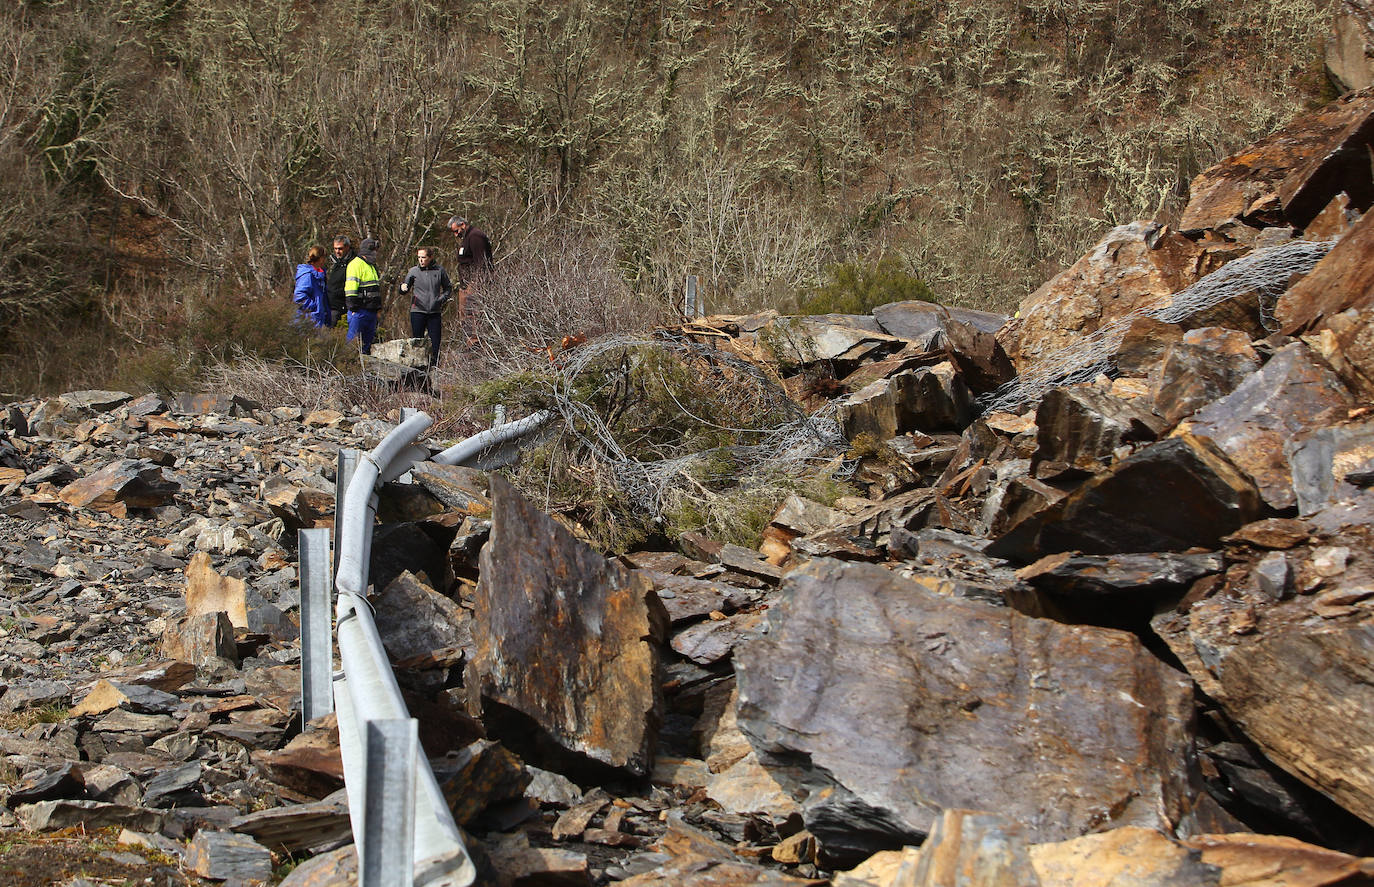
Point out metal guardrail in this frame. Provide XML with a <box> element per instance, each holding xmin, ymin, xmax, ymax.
<box><xmin>299</xmin><ymin>409</ymin><xmax>554</xmax><ymax>886</ymax></box>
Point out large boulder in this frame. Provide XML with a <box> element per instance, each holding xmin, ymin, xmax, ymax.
<box><xmin>1181</xmin><ymin>88</ymin><xmax>1374</xmax><ymax>233</ymax></box>
<box><xmin>1032</xmin><ymin>386</ymin><xmax>1164</xmax><ymax>473</ymax></box>
<box><xmin>988</xmin><ymin>434</ymin><xmax>1264</xmax><ymax>563</ymax></box>
<box><xmin>733</xmin><ymin>559</ymin><xmax>1199</xmax><ymax>865</ymax></box>
<box><xmin>467</xmin><ymin>474</ymin><xmax>668</xmax><ymax>777</ymax></box>
<box><xmin>1328</xmin><ymin>1</ymin><xmax>1374</xmax><ymax>92</ymax></box>
<box><xmin>1176</xmin><ymin>342</ymin><xmax>1354</xmax><ymax>511</ymax></box>
<box><xmin>1154</xmin><ymin>498</ymin><xmax>1374</xmax><ymax>828</ymax></box>
<box><xmin>1009</xmin><ymin>222</ymin><xmax>1238</xmax><ymax>371</ymax></box>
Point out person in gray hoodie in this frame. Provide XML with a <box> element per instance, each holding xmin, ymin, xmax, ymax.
<box><xmin>398</xmin><ymin>246</ymin><xmax>453</xmax><ymax>367</ymax></box>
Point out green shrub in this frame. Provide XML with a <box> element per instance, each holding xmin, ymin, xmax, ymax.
<box><xmin>797</xmin><ymin>257</ymin><xmax>935</xmax><ymax>316</ymax></box>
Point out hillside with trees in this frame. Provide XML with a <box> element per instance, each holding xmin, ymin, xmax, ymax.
<box><xmin>0</xmin><ymin>0</ymin><xmax>1336</xmax><ymax>395</ymax></box>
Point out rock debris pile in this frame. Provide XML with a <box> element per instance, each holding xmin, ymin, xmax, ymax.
<box><xmin>6</xmin><ymin>91</ymin><xmax>1374</xmax><ymax>885</ymax></box>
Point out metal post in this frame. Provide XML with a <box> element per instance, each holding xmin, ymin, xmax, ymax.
<box><xmin>363</xmin><ymin>719</ymin><xmax>418</xmax><ymax>887</ymax></box>
<box><xmin>298</xmin><ymin>528</ymin><xmax>334</xmax><ymax>722</ymax></box>
<box><xmin>492</xmin><ymin>404</ymin><xmax>506</xmax><ymax>426</ymax></box>
<box><xmin>335</xmin><ymin>449</ymin><xmax>360</xmax><ymax>576</ymax></box>
<box><xmin>684</xmin><ymin>274</ymin><xmax>701</xmax><ymax>319</ymax></box>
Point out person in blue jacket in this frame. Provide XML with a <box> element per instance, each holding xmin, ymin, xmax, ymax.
<box><xmin>293</xmin><ymin>245</ymin><xmax>331</xmax><ymax>328</ymax></box>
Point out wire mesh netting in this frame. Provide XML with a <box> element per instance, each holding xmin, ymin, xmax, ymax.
<box><xmin>980</xmin><ymin>238</ymin><xmax>1336</xmax><ymax>415</ymax></box>
<box><xmin>544</xmin><ymin>334</ymin><xmax>850</xmax><ymax>520</ymax></box>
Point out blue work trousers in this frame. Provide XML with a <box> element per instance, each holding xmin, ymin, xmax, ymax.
<box><xmin>347</xmin><ymin>309</ymin><xmax>378</xmax><ymax>354</ymax></box>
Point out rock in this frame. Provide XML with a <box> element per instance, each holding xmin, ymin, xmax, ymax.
<box><xmin>640</xmin><ymin>571</ymin><xmax>755</xmax><ymax>624</ymax></box>
<box><xmin>184</xmin><ymin>551</ymin><xmax>249</xmax><ymax>629</ymax></box>
<box><xmin>988</xmin><ymin>434</ymin><xmax>1264</xmax><ymax>563</ymax></box>
<box><xmin>1287</xmin><ymin>415</ymin><xmax>1374</xmax><ymax>516</ymax></box>
<box><xmin>59</xmin><ymin>390</ymin><xmax>135</xmax><ymax>412</ymax></box>
<box><xmin>839</xmin><ymin>365</ymin><xmax>972</xmax><ymax>441</ymax></box>
<box><xmin>1279</xmin><ymin>202</ymin><xmax>1374</xmax><ymax>338</ymax></box>
<box><xmin>1153</xmin><ymin>506</ymin><xmax>1374</xmax><ymax>827</ymax></box>
<box><xmin>734</xmin><ymin>559</ymin><xmax>1198</xmax><ymax>864</ymax></box>
<box><xmin>1329</xmin><ymin>4</ymin><xmax>1374</xmax><ymax>92</ymax></box>
<box><xmin>1201</xmin><ymin>740</ymin><xmax>1373</xmax><ymax>851</ymax></box>
<box><xmin>261</xmin><ymin>475</ymin><xmax>333</xmax><ymax>529</ymax></box>
<box><xmin>1033</xmin><ymin>386</ymin><xmax>1164</xmax><ymax>473</ymax></box>
<box><xmin>525</xmin><ymin>766</ymin><xmax>585</xmax><ymax>808</ymax></box>
<box><xmin>942</xmin><ymin>316</ymin><xmax>1016</xmax><ymax>393</ymax></box>
<box><xmin>1028</xmin><ymin>827</ymin><xmax>1219</xmax><ymax>886</ymax></box>
<box><xmin>1176</xmin><ymin>342</ymin><xmax>1354</xmax><ymax>509</ymax></box>
<box><xmin>57</xmin><ymin>459</ymin><xmax>179</xmax><ymax>515</ymax></box>
<box><xmin>1278</xmin><ymin>97</ymin><xmax>1374</xmax><ymax>230</ymax></box>
<box><xmin>1112</xmin><ymin>317</ymin><xmax>1185</xmax><ymax>376</ymax></box>
<box><xmin>253</xmin><ymin>729</ymin><xmax>344</xmax><ymax>799</ymax></box>
<box><xmin>671</xmin><ymin>613</ymin><xmax>764</xmax><ymax>666</ymax></box>
<box><xmin>18</xmin><ymin>799</ymin><xmax>163</xmax><ymax>833</ymax></box>
<box><xmin>1182</xmin><ymin>89</ymin><xmax>1374</xmax><ymax>232</ymax></box>
<box><xmin>468</xmin><ymin>474</ymin><xmax>668</xmax><ymax>777</ymax></box>
<box><xmin>839</xmin><ymin>375</ymin><xmax>917</xmax><ymax>441</ymax></box>
<box><xmin>374</xmin><ymin>570</ymin><xmax>473</xmax><ymax>662</ymax></box>
<box><xmin>277</xmin><ymin>844</ymin><xmax>358</xmax><ymax>887</ymax></box>
<box><xmin>484</xmin><ymin>831</ymin><xmax>591</xmax><ymax>887</ymax></box>
<box><xmin>185</xmin><ymin>829</ymin><xmax>273</xmax><ymax>882</ymax></box>
<box><xmin>651</xmin><ymin>756</ymin><xmax>711</xmax><ymax>790</ymax></box>
<box><xmin>872</xmin><ymin>301</ymin><xmax>1007</xmax><ymax>349</ymax></box>
<box><xmin>1009</xmin><ymin>221</ymin><xmax>1237</xmax><ymax>370</ymax></box>
<box><xmin>408</xmin><ymin>462</ymin><xmax>491</xmax><ymax>511</ymax></box>
<box><xmin>160</xmin><ymin>612</ymin><xmax>238</xmax><ymax>668</ymax></box>
<box><xmin>173</xmin><ymin>393</ymin><xmax>261</xmax><ymax>417</ymax></box>
<box><xmin>142</xmin><ymin>761</ymin><xmax>203</xmax><ymax>807</ymax></box>
<box><xmin>226</xmin><ymin>796</ymin><xmax>351</xmax><ymax>856</ymax></box>
<box><xmin>1014</xmin><ymin>550</ymin><xmax>1224</xmax><ymax>628</ymax></box>
<box><xmin>1226</xmin><ymin>517</ymin><xmax>1315</xmax><ymax>549</ymax></box>
<box><xmin>1179</xmin><ymin>832</ymin><xmax>1374</xmax><ymax>885</ymax></box>
<box><xmin>369</xmin><ymin>521</ymin><xmax>454</xmax><ymax>602</ymax></box>
<box><xmin>94</xmin><ymin>708</ymin><xmax>177</xmax><ymax>735</ymax></box>
<box><xmin>434</xmin><ymin>739</ymin><xmax>532</xmax><ymax>828</ymax></box>
<box><xmin>1151</xmin><ymin>332</ymin><xmax>1261</xmax><ymax>427</ymax></box>
<box><xmin>759</xmin><ymin>315</ymin><xmax>904</xmax><ymax>366</ymax></box>
<box><xmin>908</xmin><ymin>810</ymin><xmax>1040</xmax><ymax>887</ymax></box>
<box><xmin>6</xmin><ymin>762</ymin><xmax>83</xmax><ymax>806</ymax></box>
<box><xmin>69</xmin><ymin>680</ymin><xmax>179</xmax><ymax>717</ymax></box>
<box><xmin>831</xmin><ymin>848</ymin><xmax>922</xmax><ymax>887</ymax></box>
<box><xmin>371</xmin><ymin>337</ymin><xmax>431</xmax><ymax>368</ymax></box>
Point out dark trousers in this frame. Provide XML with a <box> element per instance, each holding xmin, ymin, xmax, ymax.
<box><xmin>410</xmin><ymin>311</ymin><xmax>442</xmax><ymax>366</ymax></box>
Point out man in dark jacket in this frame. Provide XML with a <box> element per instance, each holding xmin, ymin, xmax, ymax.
<box><xmin>326</xmin><ymin>235</ymin><xmax>355</xmax><ymax>327</ymax></box>
<box><xmin>447</xmin><ymin>216</ymin><xmax>493</xmax><ymax>339</ymax></box>
<box><xmin>399</xmin><ymin>247</ymin><xmax>453</xmax><ymax>367</ymax></box>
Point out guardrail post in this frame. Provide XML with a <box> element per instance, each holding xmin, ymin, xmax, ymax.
<box><xmin>335</xmin><ymin>449</ymin><xmax>360</xmax><ymax>576</ymax></box>
<box><xmin>684</xmin><ymin>274</ymin><xmax>701</xmax><ymax>318</ymax></box>
<box><xmin>492</xmin><ymin>404</ymin><xmax>506</xmax><ymax>426</ymax></box>
<box><xmin>363</xmin><ymin>718</ymin><xmax>418</xmax><ymax>887</ymax></box>
<box><xmin>298</xmin><ymin>528</ymin><xmax>334</xmax><ymax>723</ymax></box>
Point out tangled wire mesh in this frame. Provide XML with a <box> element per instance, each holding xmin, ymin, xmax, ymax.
<box><xmin>542</xmin><ymin>334</ymin><xmax>850</xmax><ymax>521</ymax></box>
<box><xmin>980</xmin><ymin>238</ymin><xmax>1336</xmax><ymax>415</ymax></box>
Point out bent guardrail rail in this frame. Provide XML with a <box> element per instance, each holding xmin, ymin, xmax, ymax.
<box><xmin>321</xmin><ymin>408</ymin><xmax>555</xmax><ymax>885</ymax></box>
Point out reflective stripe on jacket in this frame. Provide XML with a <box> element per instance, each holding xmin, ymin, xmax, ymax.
<box><xmin>345</xmin><ymin>255</ymin><xmax>382</xmax><ymax>311</ymax></box>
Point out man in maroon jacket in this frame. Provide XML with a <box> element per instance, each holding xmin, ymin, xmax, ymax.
<box><xmin>447</xmin><ymin>215</ymin><xmax>493</xmax><ymax>343</ymax></box>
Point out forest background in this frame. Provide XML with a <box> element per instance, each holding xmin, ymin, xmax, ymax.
<box><xmin>0</xmin><ymin>0</ymin><xmax>1338</xmax><ymax>396</ymax></box>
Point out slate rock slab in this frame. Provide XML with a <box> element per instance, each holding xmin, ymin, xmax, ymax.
<box><xmin>58</xmin><ymin>459</ymin><xmax>180</xmax><ymax>515</ymax></box>
<box><xmin>734</xmin><ymin>559</ymin><xmax>1198</xmax><ymax>859</ymax></box>
<box><xmin>469</xmin><ymin>474</ymin><xmax>668</xmax><ymax>777</ymax></box>
<box><xmin>186</xmin><ymin>829</ymin><xmax>273</xmax><ymax>881</ymax></box>
<box><xmin>1177</xmin><ymin>342</ymin><xmax>1354</xmax><ymax>510</ymax></box>
<box><xmin>374</xmin><ymin>570</ymin><xmax>473</xmax><ymax>662</ymax></box>
<box><xmin>988</xmin><ymin>434</ymin><xmax>1264</xmax><ymax>563</ymax></box>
